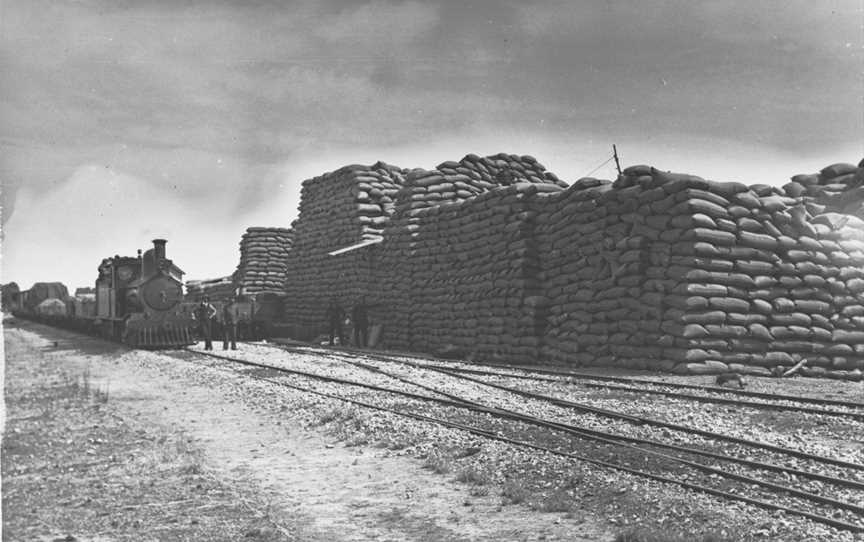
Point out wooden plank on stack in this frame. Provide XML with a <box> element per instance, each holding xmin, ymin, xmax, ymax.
<box><xmin>185</xmin><ymin>275</ymin><xmax>235</xmax><ymax>302</ymax></box>
<box><xmin>282</xmin><ymin>162</ymin><xmax>408</xmax><ymax>337</ymax></box>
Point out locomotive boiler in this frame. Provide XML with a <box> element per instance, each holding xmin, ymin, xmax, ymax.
<box><xmin>95</xmin><ymin>239</ymin><xmax>195</xmax><ymax>347</ymax></box>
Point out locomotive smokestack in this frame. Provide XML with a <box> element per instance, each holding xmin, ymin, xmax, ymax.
<box><xmin>152</xmin><ymin>239</ymin><xmax>167</xmax><ymax>265</ymax></box>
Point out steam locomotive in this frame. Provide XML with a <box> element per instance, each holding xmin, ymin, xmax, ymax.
<box><xmin>11</xmin><ymin>239</ymin><xmax>196</xmax><ymax>348</ymax></box>
<box><xmin>93</xmin><ymin>239</ymin><xmax>196</xmax><ymax>347</ymax></box>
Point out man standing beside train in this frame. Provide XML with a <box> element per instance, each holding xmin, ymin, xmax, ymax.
<box><xmin>352</xmin><ymin>298</ymin><xmax>369</xmax><ymax>348</ymax></box>
<box><xmin>193</xmin><ymin>296</ymin><xmax>218</xmax><ymax>350</ymax></box>
<box><xmin>326</xmin><ymin>299</ymin><xmax>344</xmax><ymax>346</ymax></box>
<box><xmin>222</xmin><ymin>296</ymin><xmax>240</xmax><ymax>350</ymax></box>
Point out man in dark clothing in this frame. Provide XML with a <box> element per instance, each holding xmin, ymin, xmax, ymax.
<box><xmin>326</xmin><ymin>300</ymin><xmax>344</xmax><ymax>346</ymax></box>
<box><xmin>193</xmin><ymin>296</ymin><xmax>217</xmax><ymax>350</ymax></box>
<box><xmin>222</xmin><ymin>297</ymin><xmax>239</xmax><ymax>350</ymax></box>
<box><xmin>352</xmin><ymin>300</ymin><xmax>369</xmax><ymax>348</ymax></box>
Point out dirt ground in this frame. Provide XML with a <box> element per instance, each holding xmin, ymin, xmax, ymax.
<box><xmin>2</xmin><ymin>321</ymin><xmax>613</xmax><ymax>541</ymax></box>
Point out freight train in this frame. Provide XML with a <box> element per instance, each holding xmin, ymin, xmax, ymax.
<box><xmin>10</xmin><ymin>239</ymin><xmax>197</xmax><ymax>348</ymax></box>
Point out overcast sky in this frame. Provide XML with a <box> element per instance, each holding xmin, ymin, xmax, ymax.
<box><xmin>2</xmin><ymin>0</ymin><xmax>862</xmax><ymax>290</ymax></box>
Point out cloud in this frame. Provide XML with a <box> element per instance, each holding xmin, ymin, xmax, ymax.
<box><xmin>315</xmin><ymin>1</ymin><xmax>440</xmax><ymax>50</ymax></box>
<box><xmin>2</xmin><ymin>0</ymin><xmax>862</xmax><ymax>286</ymax></box>
<box><xmin>1</xmin><ymin>163</ymin><xmax>254</xmax><ymax>289</ymax></box>
<box><xmin>0</xmin><ymin>1</ymin><xmax>476</xmax><ymax>216</ymax></box>
<box><xmin>505</xmin><ymin>1</ymin><xmax>862</xmax><ymax>150</ymax></box>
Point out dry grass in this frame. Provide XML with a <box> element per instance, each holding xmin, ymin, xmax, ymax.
<box><xmin>534</xmin><ymin>488</ymin><xmax>576</xmax><ymax>513</ymax></box>
<box><xmin>454</xmin><ymin>466</ymin><xmax>489</xmax><ymax>485</ymax></box>
<box><xmin>344</xmin><ymin>433</ymin><xmax>370</xmax><ymax>447</ymax></box>
<box><xmin>59</xmin><ymin>367</ymin><xmax>110</xmax><ymax>403</ymax></box>
<box><xmin>311</xmin><ymin>406</ymin><xmax>355</xmax><ymax>427</ymax></box>
<box><xmin>615</xmin><ymin>528</ymin><xmax>734</xmax><ymax>542</ymax></box>
<box><xmin>3</xmin><ymin>358</ymin><xmax>302</xmax><ymax>542</ymax></box>
<box><xmin>421</xmin><ymin>452</ymin><xmax>453</xmax><ymax>475</ymax></box>
<box><xmin>500</xmin><ymin>480</ymin><xmax>530</xmax><ymax>504</ymax></box>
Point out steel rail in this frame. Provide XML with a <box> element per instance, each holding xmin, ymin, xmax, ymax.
<box><xmin>327</xmin><ymin>354</ymin><xmax>864</xmax><ymax>492</ymax></box>
<box><xmin>345</xmin><ymin>358</ymin><xmax>485</xmax><ymax>406</ymax></box>
<box><xmin>20</xmin><ymin>310</ymin><xmax>864</xmax><ymax>527</ymax></box>
<box><xmin>412</xmin><ymin>362</ymin><xmax>864</xmax><ymax>473</ymax></box>
<box><xmin>180</xmin><ymin>349</ymin><xmax>864</xmax><ymax>534</ymax></box>
<box><xmin>416</xmin><ymin>364</ymin><xmax>864</xmax><ymax>421</ymax></box>
<box><xmin>185</xmin><ymin>349</ymin><xmax>864</xmax><ymax>517</ymax></box>
<box><xmin>278</xmin><ymin>345</ymin><xmax>864</xmax><ymax>473</ymax></box>
<box><xmin>26</xmin><ymin>319</ymin><xmax>863</xmax><ymax>482</ymax></box>
<box><xmin>19</xmin><ymin>319</ymin><xmax>864</xmax><ymax>410</ymax></box>
<box><xmin>299</xmin><ymin>344</ymin><xmax>864</xmax><ymax>420</ymax></box>
<box><xmin>486</xmin><ymin>363</ymin><xmax>864</xmax><ymax>410</ymax></box>
<box><xmin>293</xmin><ymin>343</ymin><xmax>864</xmax><ymax>410</ymax></box>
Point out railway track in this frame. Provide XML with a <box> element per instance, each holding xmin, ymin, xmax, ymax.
<box><xmin>268</xmin><ymin>345</ymin><xmax>864</xmax><ymax>493</ymax></box>
<box><xmin>12</xmin><ymin>320</ymin><xmax>864</xmax><ymax>534</ymax></box>
<box><xmin>175</xmin><ymin>346</ymin><xmax>864</xmax><ymax>534</ymax></box>
<box><xmin>267</xmin><ymin>344</ymin><xmax>864</xmax><ymax>471</ymax></box>
<box><xmin>306</xmin><ymin>351</ymin><xmax>864</xmax><ymax>487</ymax></box>
<box><xmin>283</xmin><ymin>342</ymin><xmax>864</xmax><ymax>417</ymax></box>
<box><xmin>484</xmin><ymin>363</ymin><xmax>864</xmax><ymax>409</ymax></box>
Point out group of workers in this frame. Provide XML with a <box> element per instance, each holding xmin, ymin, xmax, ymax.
<box><xmin>192</xmin><ymin>295</ymin><xmax>373</xmax><ymax>350</ymax></box>
<box><xmin>327</xmin><ymin>299</ymin><xmax>370</xmax><ymax>347</ymax></box>
<box><xmin>192</xmin><ymin>295</ymin><xmax>239</xmax><ymax>351</ymax></box>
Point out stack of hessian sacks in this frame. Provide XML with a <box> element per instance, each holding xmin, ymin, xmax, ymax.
<box><xmin>533</xmin><ymin>161</ymin><xmax>864</xmax><ymax>380</ymax></box>
<box><xmin>281</xmin><ymin>162</ymin><xmax>407</xmax><ymax>337</ymax></box>
<box><xmin>375</xmin><ymin>155</ymin><xmax>566</xmax><ymax>359</ymax></box>
<box><xmin>233</xmin><ymin>227</ymin><xmax>294</xmax><ymax>294</ymax></box>
<box><xmin>393</xmin><ymin>152</ymin><xmax>566</xmax><ymax>215</ymax></box>
<box><xmin>784</xmin><ymin>162</ymin><xmax>864</xmax><ymax>217</ymax></box>
<box><xmin>273</xmin><ymin>151</ymin><xmax>864</xmax><ymax>379</ymax></box>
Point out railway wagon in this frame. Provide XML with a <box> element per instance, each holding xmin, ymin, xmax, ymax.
<box><xmin>1</xmin><ymin>282</ymin><xmax>20</xmax><ymax>312</ymax></box>
<box><xmin>10</xmin><ymin>282</ymin><xmax>70</xmax><ymax>322</ymax></box>
<box><xmin>31</xmin><ymin>298</ymin><xmax>69</xmax><ymax>327</ymax></box>
<box><xmin>62</xmin><ymin>292</ymin><xmax>98</xmax><ymax>334</ymax></box>
<box><xmin>180</xmin><ymin>292</ymin><xmax>282</xmax><ymax>341</ymax></box>
<box><xmin>17</xmin><ymin>282</ymin><xmax>69</xmax><ymax>313</ymax></box>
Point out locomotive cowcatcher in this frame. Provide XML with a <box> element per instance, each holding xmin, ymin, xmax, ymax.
<box><xmin>95</xmin><ymin>239</ymin><xmax>196</xmax><ymax>347</ymax></box>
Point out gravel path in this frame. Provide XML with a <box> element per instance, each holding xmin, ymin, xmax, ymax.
<box><xmin>180</xmin><ymin>340</ymin><xmax>864</xmax><ymax>541</ymax></box>
<box><xmin>4</xmin><ymin>320</ymin><xmax>610</xmax><ymax>541</ymax></box>
<box><xmin>7</xmin><ymin>318</ymin><xmax>864</xmax><ymax>541</ymax></box>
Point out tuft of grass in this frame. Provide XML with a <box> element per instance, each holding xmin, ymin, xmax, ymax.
<box><xmin>156</xmin><ymin>434</ymin><xmax>205</xmax><ymax>476</ymax></box>
<box><xmin>92</xmin><ymin>380</ymin><xmax>110</xmax><ymax>403</ymax></box>
<box><xmin>455</xmin><ymin>466</ymin><xmax>489</xmax><ymax>486</ymax></box>
<box><xmin>368</xmin><ymin>435</ymin><xmax>415</xmax><ymax>450</ymax></box>
<box><xmin>534</xmin><ymin>488</ymin><xmax>575</xmax><ymax>513</ymax></box>
<box><xmin>57</xmin><ymin>369</ymin><xmax>110</xmax><ymax>403</ymax></box>
<box><xmin>422</xmin><ymin>453</ymin><xmax>452</xmax><ymax>475</ymax></box>
<box><xmin>615</xmin><ymin>528</ymin><xmax>734</xmax><ymax>542</ymax></box>
<box><xmin>327</xmin><ymin>412</ymin><xmax>372</xmax><ymax>444</ymax></box>
<box><xmin>453</xmin><ymin>445</ymin><xmax>482</xmax><ymax>459</ymax></box>
<box><xmin>469</xmin><ymin>485</ymin><xmax>490</xmax><ymax>497</ymax></box>
<box><xmin>501</xmin><ymin>480</ymin><xmax>530</xmax><ymax>505</ymax></box>
<box><xmin>179</xmin><ymin>458</ymin><xmax>203</xmax><ymax>475</ymax></box>
<box><xmin>385</xmin><ymin>435</ymin><xmax>419</xmax><ymax>451</ymax></box>
<box><xmin>311</xmin><ymin>407</ymin><xmax>355</xmax><ymax>427</ymax></box>
<box><xmin>344</xmin><ymin>433</ymin><xmax>369</xmax><ymax>447</ymax></box>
